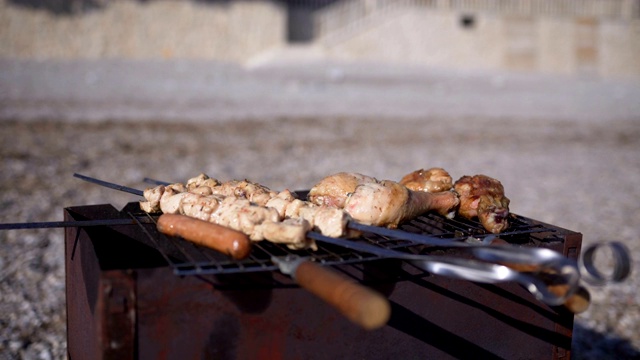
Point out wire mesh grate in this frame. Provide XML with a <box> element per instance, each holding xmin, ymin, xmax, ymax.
<box><xmin>122</xmin><ymin>203</ymin><xmax>560</xmax><ymax>276</ymax></box>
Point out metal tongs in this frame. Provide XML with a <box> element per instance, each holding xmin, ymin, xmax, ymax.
<box><xmin>308</xmin><ymin>232</ymin><xmax>581</xmax><ymax>306</ymax></box>
<box><xmin>343</xmin><ymin>224</ymin><xmax>631</xmax><ymax>305</ymax></box>
<box><xmin>579</xmin><ymin>241</ymin><xmax>632</xmax><ymax>285</ymax></box>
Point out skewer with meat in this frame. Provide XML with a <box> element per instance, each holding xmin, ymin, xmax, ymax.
<box><xmin>307</xmin><ymin>172</ymin><xmax>460</xmax><ymax>228</ymax></box>
<box><xmin>454</xmin><ymin>174</ymin><xmax>510</xmax><ymax>234</ymax></box>
<box><xmin>140</xmin><ymin>183</ymin><xmax>315</xmax><ymax>250</ymax></box>
<box><xmin>143</xmin><ymin>174</ymin><xmax>359</xmax><ymax>239</ymax></box>
<box><xmin>185</xmin><ymin>173</ymin><xmax>277</xmax><ymax>206</ymax></box>
<box><xmin>186</xmin><ymin>179</ymin><xmax>359</xmax><ymax>238</ymax></box>
<box><xmin>142</xmin><ymin>170</ymin><xmax>460</xmax><ymax>246</ymax></box>
<box><xmin>264</xmin><ymin>189</ymin><xmax>360</xmax><ymax>238</ymax></box>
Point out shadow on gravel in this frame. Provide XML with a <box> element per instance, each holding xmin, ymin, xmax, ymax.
<box><xmin>572</xmin><ymin>322</ymin><xmax>640</xmax><ymax>360</ymax></box>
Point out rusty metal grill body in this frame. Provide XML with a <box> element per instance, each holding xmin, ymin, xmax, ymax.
<box><xmin>65</xmin><ymin>198</ymin><xmax>582</xmax><ymax>360</ymax></box>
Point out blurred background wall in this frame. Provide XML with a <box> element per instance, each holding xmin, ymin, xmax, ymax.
<box><xmin>1</xmin><ymin>0</ymin><xmax>639</xmax><ymax>78</ymax></box>
<box><xmin>0</xmin><ymin>0</ymin><xmax>287</xmax><ymax>61</ymax></box>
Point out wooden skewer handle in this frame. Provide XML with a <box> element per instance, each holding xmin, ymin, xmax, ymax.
<box><xmin>548</xmin><ymin>283</ymin><xmax>591</xmax><ymax>314</ymax></box>
<box><xmin>294</xmin><ymin>260</ymin><xmax>391</xmax><ymax>330</ymax></box>
<box><xmin>156</xmin><ymin>214</ymin><xmax>252</xmax><ymax>260</ymax></box>
<box><xmin>500</xmin><ymin>261</ymin><xmax>591</xmax><ymax>314</ymax></box>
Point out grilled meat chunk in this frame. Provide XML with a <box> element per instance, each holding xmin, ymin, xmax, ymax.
<box><xmin>267</xmin><ymin>196</ymin><xmax>358</xmax><ymax>238</ymax></box>
<box><xmin>454</xmin><ymin>174</ymin><xmax>510</xmax><ymax>234</ymax></box>
<box><xmin>141</xmin><ymin>183</ymin><xmax>314</xmax><ymax>249</ymax></box>
<box><xmin>400</xmin><ymin>167</ymin><xmax>453</xmax><ymax>193</ymax></box>
<box><xmin>186</xmin><ymin>173</ymin><xmax>277</xmax><ymax>206</ymax></box>
<box><xmin>186</xmin><ymin>173</ymin><xmax>220</xmax><ymax>189</ymax></box>
<box><xmin>259</xmin><ymin>218</ymin><xmax>315</xmax><ymax>250</ymax></box>
<box><xmin>140</xmin><ymin>183</ymin><xmax>187</xmax><ymax>213</ymax></box>
<box><xmin>308</xmin><ymin>172</ymin><xmax>459</xmax><ymax>227</ymax></box>
<box><xmin>307</xmin><ymin>172</ymin><xmax>378</xmax><ymax>208</ymax></box>
<box><xmin>187</xmin><ymin>175</ymin><xmax>359</xmax><ymax>238</ymax></box>
<box><xmin>344</xmin><ymin>180</ymin><xmax>459</xmax><ymax>228</ymax></box>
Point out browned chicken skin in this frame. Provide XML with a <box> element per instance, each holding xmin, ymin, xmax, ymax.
<box><xmin>399</xmin><ymin>167</ymin><xmax>453</xmax><ymax>193</ymax></box>
<box><xmin>453</xmin><ymin>174</ymin><xmax>510</xmax><ymax>234</ymax></box>
<box><xmin>307</xmin><ymin>172</ymin><xmax>378</xmax><ymax>208</ymax></box>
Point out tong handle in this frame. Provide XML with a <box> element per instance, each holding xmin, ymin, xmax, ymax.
<box><xmin>294</xmin><ymin>260</ymin><xmax>391</xmax><ymax>330</ymax></box>
<box><xmin>548</xmin><ymin>283</ymin><xmax>591</xmax><ymax>314</ymax></box>
<box><xmin>501</xmin><ymin>261</ymin><xmax>590</xmax><ymax>313</ymax></box>
<box><xmin>156</xmin><ymin>214</ymin><xmax>252</xmax><ymax>260</ymax></box>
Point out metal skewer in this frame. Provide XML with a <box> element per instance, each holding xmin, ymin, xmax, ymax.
<box><xmin>0</xmin><ymin>174</ymin><xmax>150</xmax><ymax>231</ymax></box>
<box><xmin>74</xmin><ymin>173</ymin><xmax>144</xmax><ymax>196</ymax></box>
<box><xmin>0</xmin><ymin>218</ymin><xmax>153</xmax><ymax>230</ymax></box>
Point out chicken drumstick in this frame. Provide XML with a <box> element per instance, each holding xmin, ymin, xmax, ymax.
<box><xmin>308</xmin><ymin>172</ymin><xmax>459</xmax><ymax>228</ymax></box>
<box><xmin>454</xmin><ymin>174</ymin><xmax>510</xmax><ymax>234</ymax></box>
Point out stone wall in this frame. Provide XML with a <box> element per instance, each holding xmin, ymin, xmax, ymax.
<box><xmin>0</xmin><ymin>0</ymin><xmax>286</xmax><ymax>61</ymax></box>
<box><xmin>315</xmin><ymin>0</ymin><xmax>640</xmax><ymax>78</ymax></box>
<box><xmin>1</xmin><ymin>0</ymin><xmax>638</xmax><ymax>78</ymax></box>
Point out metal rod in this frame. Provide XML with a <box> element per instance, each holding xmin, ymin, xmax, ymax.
<box><xmin>348</xmin><ymin>222</ymin><xmax>469</xmax><ymax>247</ymax></box>
<box><xmin>73</xmin><ymin>173</ymin><xmax>144</xmax><ymax>197</ymax></box>
<box><xmin>0</xmin><ymin>218</ymin><xmax>153</xmax><ymax>230</ymax></box>
<box><xmin>143</xmin><ymin>177</ymin><xmax>170</xmax><ymax>186</ymax></box>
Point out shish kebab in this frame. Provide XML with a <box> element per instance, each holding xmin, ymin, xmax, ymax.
<box><xmin>0</xmin><ymin>171</ymin><xmax>606</xmax><ymax>314</ymax></box>
<box><xmin>132</xmin><ymin>171</ymin><xmax>557</xmax><ymax>271</ymax></box>
<box><xmin>71</xmin><ymin>172</ymin><xmax>463</xmax><ymax>256</ymax></box>
<box><xmin>138</xmin><ymin>169</ymin><xmax>543</xmax><ymax>287</ymax></box>
<box><xmin>72</xmin><ymin>173</ymin><xmax>584</xmax><ymax>309</ymax></box>
<box><xmin>138</xmin><ymin>175</ymin><xmax>595</xmax><ymax>311</ymax></box>
<box><xmin>138</xmin><ymin>172</ymin><xmax>461</xmax><ymax>251</ymax></box>
<box><xmin>139</xmin><ymin>168</ymin><xmax>510</xmax><ymax>248</ymax></box>
<box><xmin>0</xmin><ymin>171</ymin><xmax>626</xmax><ymax>316</ymax></box>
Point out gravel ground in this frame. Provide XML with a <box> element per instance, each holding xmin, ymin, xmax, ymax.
<box><xmin>0</xmin><ymin>60</ymin><xmax>639</xmax><ymax>359</ymax></box>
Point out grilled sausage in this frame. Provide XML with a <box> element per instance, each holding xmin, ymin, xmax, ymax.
<box><xmin>157</xmin><ymin>214</ymin><xmax>252</xmax><ymax>260</ymax></box>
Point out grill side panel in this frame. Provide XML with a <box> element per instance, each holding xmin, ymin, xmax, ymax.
<box><xmin>65</xmin><ymin>207</ymin><xmax>137</xmax><ymax>360</ymax></box>
<box><xmin>129</xmin><ymin>261</ymin><xmax>575</xmax><ymax>359</ymax></box>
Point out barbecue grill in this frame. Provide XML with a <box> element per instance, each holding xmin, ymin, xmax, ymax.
<box><xmin>64</xmin><ymin>187</ymin><xmax>583</xmax><ymax>360</ymax></box>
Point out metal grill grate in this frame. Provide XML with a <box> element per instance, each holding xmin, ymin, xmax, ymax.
<box><xmin>113</xmin><ymin>199</ymin><xmax>561</xmax><ymax>277</ymax></box>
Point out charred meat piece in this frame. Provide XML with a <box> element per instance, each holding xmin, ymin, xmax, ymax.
<box><xmin>399</xmin><ymin>167</ymin><xmax>453</xmax><ymax>193</ymax></box>
<box><xmin>454</xmin><ymin>174</ymin><xmax>510</xmax><ymax>234</ymax></box>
